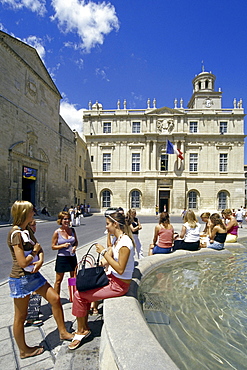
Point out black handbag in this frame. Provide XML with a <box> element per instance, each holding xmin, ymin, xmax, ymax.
<box><xmin>76</xmin><ymin>243</ymin><xmax>109</xmax><ymax>292</ymax></box>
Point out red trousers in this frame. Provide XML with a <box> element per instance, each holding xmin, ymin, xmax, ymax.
<box><xmin>72</xmin><ymin>273</ymin><xmax>130</xmax><ymax>317</ymax></box>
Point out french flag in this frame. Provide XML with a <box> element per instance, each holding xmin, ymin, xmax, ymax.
<box><xmin>166</xmin><ymin>140</ymin><xmax>184</xmax><ymax>160</ymax></box>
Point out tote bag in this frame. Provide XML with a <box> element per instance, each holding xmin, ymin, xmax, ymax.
<box><xmin>76</xmin><ymin>244</ymin><xmax>109</xmax><ymax>292</ymax></box>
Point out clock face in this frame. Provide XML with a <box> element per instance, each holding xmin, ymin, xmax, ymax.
<box><xmin>205</xmin><ymin>98</ymin><xmax>213</xmax><ymax>107</ymax></box>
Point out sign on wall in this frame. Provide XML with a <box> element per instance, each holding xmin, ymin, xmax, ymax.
<box><xmin>23</xmin><ymin>166</ymin><xmax>37</xmax><ymax>180</ymax></box>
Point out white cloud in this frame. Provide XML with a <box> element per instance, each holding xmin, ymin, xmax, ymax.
<box><xmin>0</xmin><ymin>22</ymin><xmax>8</xmax><ymax>32</ymax></box>
<box><xmin>60</xmin><ymin>99</ymin><xmax>84</xmax><ymax>134</ymax></box>
<box><xmin>95</xmin><ymin>67</ymin><xmax>109</xmax><ymax>81</ymax></box>
<box><xmin>0</xmin><ymin>0</ymin><xmax>46</xmax><ymax>16</ymax></box>
<box><xmin>51</xmin><ymin>0</ymin><xmax>119</xmax><ymax>52</ymax></box>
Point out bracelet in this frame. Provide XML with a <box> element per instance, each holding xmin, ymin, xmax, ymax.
<box><xmin>100</xmin><ymin>249</ymin><xmax>107</xmax><ymax>257</ymax></box>
<box><xmin>29</xmin><ymin>254</ymin><xmax>34</xmax><ymax>260</ymax></box>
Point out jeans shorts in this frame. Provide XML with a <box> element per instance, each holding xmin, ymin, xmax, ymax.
<box><xmin>9</xmin><ymin>272</ymin><xmax>47</xmax><ymax>298</ymax></box>
<box><xmin>153</xmin><ymin>245</ymin><xmax>172</xmax><ymax>254</ymax></box>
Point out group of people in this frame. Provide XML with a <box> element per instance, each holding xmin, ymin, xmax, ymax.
<box><xmin>7</xmin><ymin>201</ymin><xmax>137</xmax><ymax>357</ymax></box>
<box><xmin>7</xmin><ymin>201</ymin><xmax>243</xmax><ymax>357</ymax></box>
<box><xmin>149</xmin><ymin>208</ymin><xmax>240</xmax><ymax>255</ymax></box>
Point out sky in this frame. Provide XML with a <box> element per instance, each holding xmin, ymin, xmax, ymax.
<box><xmin>1</xmin><ymin>0</ymin><xmax>247</xmax><ymax>161</ymax></box>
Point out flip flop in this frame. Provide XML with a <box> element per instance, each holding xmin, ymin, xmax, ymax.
<box><xmin>20</xmin><ymin>346</ymin><xmax>44</xmax><ymax>359</ymax></box>
<box><xmin>68</xmin><ymin>331</ymin><xmax>91</xmax><ymax>350</ymax></box>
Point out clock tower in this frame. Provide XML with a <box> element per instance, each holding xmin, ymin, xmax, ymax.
<box><xmin>188</xmin><ymin>70</ymin><xmax>222</xmax><ymax>110</ymax></box>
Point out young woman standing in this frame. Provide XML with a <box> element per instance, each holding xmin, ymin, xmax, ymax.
<box><xmin>52</xmin><ymin>211</ymin><xmax>78</xmax><ymax>295</ymax></box>
<box><xmin>7</xmin><ymin>201</ymin><xmax>73</xmax><ymax>360</ymax></box>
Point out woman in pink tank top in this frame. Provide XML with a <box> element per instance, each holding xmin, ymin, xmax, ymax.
<box><xmin>149</xmin><ymin>212</ymin><xmax>174</xmax><ymax>255</ymax></box>
<box><xmin>222</xmin><ymin>209</ymin><xmax>239</xmax><ymax>243</ymax></box>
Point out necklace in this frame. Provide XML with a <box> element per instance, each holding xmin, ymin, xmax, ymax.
<box><xmin>113</xmin><ymin>233</ymin><xmax>124</xmax><ymax>246</ymax></box>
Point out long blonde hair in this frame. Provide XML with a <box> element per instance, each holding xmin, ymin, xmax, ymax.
<box><xmin>184</xmin><ymin>210</ymin><xmax>198</xmax><ymax>228</ymax></box>
<box><xmin>11</xmin><ymin>200</ymin><xmax>33</xmax><ymax>226</ymax></box>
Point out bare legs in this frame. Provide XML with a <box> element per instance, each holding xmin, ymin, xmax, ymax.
<box><xmin>54</xmin><ymin>272</ymin><xmax>64</xmax><ymax>295</ymax></box>
<box><xmin>54</xmin><ymin>270</ymin><xmax>76</xmax><ymax>295</ymax></box>
<box><xmin>68</xmin><ymin>314</ymin><xmax>91</xmax><ymax>349</ymax></box>
<box><xmin>37</xmin><ymin>282</ymin><xmax>73</xmax><ymax>340</ymax></box>
<box><xmin>13</xmin><ymin>295</ymin><xmax>44</xmax><ymax>359</ymax></box>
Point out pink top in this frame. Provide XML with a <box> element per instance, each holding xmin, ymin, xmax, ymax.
<box><xmin>157</xmin><ymin>226</ymin><xmax>174</xmax><ymax>248</ymax></box>
<box><xmin>228</xmin><ymin>224</ymin><xmax>238</xmax><ymax>235</ymax></box>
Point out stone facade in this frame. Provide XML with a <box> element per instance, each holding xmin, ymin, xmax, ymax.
<box><xmin>0</xmin><ymin>31</ymin><xmax>86</xmax><ymax>220</ymax></box>
<box><xmin>83</xmin><ymin>72</ymin><xmax>245</xmax><ymax>215</ymax></box>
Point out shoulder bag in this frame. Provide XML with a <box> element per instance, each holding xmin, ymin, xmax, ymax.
<box><xmin>76</xmin><ymin>243</ymin><xmax>109</xmax><ymax>292</ymax></box>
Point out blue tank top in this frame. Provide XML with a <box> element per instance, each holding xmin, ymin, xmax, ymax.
<box><xmin>57</xmin><ymin>229</ymin><xmax>76</xmax><ymax>256</ymax></box>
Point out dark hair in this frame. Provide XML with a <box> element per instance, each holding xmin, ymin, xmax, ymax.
<box><xmin>159</xmin><ymin>212</ymin><xmax>170</xmax><ymax>227</ymax></box>
<box><xmin>210</xmin><ymin>213</ymin><xmax>226</xmax><ymax>229</ymax></box>
<box><xmin>57</xmin><ymin>211</ymin><xmax>70</xmax><ymax>225</ymax></box>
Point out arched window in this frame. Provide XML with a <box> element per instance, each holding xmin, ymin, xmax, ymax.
<box><xmin>188</xmin><ymin>191</ymin><xmax>197</xmax><ymax>209</ymax></box>
<box><xmin>218</xmin><ymin>191</ymin><xmax>227</xmax><ymax>210</ymax></box>
<box><xmin>131</xmin><ymin>190</ymin><xmax>141</xmax><ymax>208</ymax></box>
<box><xmin>102</xmin><ymin>190</ymin><xmax>111</xmax><ymax>208</ymax></box>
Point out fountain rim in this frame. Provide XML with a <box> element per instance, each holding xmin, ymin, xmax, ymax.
<box><xmin>99</xmin><ymin>248</ymin><xmax>234</xmax><ymax>370</ymax></box>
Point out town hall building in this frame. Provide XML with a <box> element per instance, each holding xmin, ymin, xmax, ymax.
<box><xmin>83</xmin><ymin>70</ymin><xmax>245</xmax><ymax>214</ymax></box>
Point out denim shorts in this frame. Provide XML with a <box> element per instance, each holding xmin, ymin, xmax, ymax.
<box><xmin>153</xmin><ymin>245</ymin><xmax>172</xmax><ymax>254</ymax></box>
<box><xmin>9</xmin><ymin>272</ymin><xmax>47</xmax><ymax>298</ymax></box>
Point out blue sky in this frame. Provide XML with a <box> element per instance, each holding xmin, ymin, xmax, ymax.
<box><xmin>1</xmin><ymin>0</ymin><xmax>247</xmax><ymax>161</ymax></box>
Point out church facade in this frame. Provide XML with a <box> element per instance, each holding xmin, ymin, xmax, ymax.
<box><xmin>0</xmin><ymin>31</ymin><xmax>87</xmax><ymax>220</ymax></box>
<box><xmin>83</xmin><ymin>71</ymin><xmax>245</xmax><ymax>214</ymax></box>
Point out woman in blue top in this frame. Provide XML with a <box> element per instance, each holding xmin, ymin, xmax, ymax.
<box><xmin>52</xmin><ymin>211</ymin><xmax>78</xmax><ymax>295</ymax></box>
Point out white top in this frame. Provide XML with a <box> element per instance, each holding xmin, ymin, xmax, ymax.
<box><xmin>108</xmin><ymin>234</ymin><xmax>134</xmax><ymax>280</ymax></box>
<box><xmin>183</xmin><ymin>222</ymin><xmax>200</xmax><ymax>242</ymax></box>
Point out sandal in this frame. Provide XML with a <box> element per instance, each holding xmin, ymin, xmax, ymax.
<box><xmin>68</xmin><ymin>331</ymin><xmax>91</xmax><ymax>350</ymax></box>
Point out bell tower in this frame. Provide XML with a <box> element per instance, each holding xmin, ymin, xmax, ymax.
<box><xmin>188</xmin><ymin>69</ymin><xmax>222</xmax><ymax>109</ymax></box>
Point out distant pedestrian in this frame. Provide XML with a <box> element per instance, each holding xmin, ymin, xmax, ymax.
<box><xmin>127</xmin><ymin>208</ymin><xmax>143</xmax><ymax>259</ymax></box>
<box><xmin>235</xmin><ymin>208</ymin><xmax>243</xmax><ymax>228</ymax></box>
<box><xmin>155</xmin><ymin>204</ymin><xmax>159</xmax><ymax>218</ymax></box>
<box><xmin>181</xmin><ymin>208</ymin><xmax>187</xmax><ymax>220</ymax></box>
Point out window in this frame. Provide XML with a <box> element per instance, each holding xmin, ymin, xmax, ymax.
<box><xmin>84</xmin><ymin>179</ymin><xmax>87</xmax><ymax>193</ymax></box>
<box><xmin>103</xmin><ymin>122</ymin><xmax>111</xmax><ymax>133</ymax></box>
<box><xmin>132</xmin><ymin>121</ymin><xmax>140</xmax><ymax>133</ymax></box>
<box><xmin>219</xmin><ymin>154</ymin><xmax>228</xmax><ymax>172</ymax></box>
<box><xmin>79</xmin><ymin>155</ymin><xmax>82</xmax><ymax>167</ymax></box>
<box><xmin>218</xmin><ymin>191</ymin><xmax>227</xmax><ymax>209</ymax></box>
<box><xmin>160</xmin><ymin>154</ymin><xmax>168</xmax><ymax>171</ymax></box>
<box><xmin>91</xmin><ymin>155</ymin><xmax>94</xmax><ymax>162</ymax></box>
<box><xmin>190</xmin><ymin>121</ymin><xmax>198</xmax><ymax>133</ymax></box>
<box><xmin>102</xmin><ymin>190</ymin><xmax>111</xmax><ymax>207</ymax></box>
<box><xmin>132</xmin><ymin>153</ymin><xmax>140</xmax><ymax>172</ymax></box>
<box><xmin>103</xmin><ymin>153</ymin><xmax>111</xmax><ymax>172</ymax></box>
<box><xmin>189</xmin><ymin>153</ymin><xmax>198</xmax><ymax>172</ymax></box>
<box><xmin>90</xmin><ymin>193</ymin><xmax>93</xmax><ymax>198</ymax></box>
<box><xmin>78</xmin><ymin>176</ymin><xmax>82</xmax><ymax>191</ymax></box>
<box><xmin>188</xmin><ymin>191</ymin><xmax>197</xmax><ymax>209</ymax></box>
<box><xmin>220</xmin><ymin>122</ymin><xmax>227</xmax><ymax>134</ymax></box>
<box><xmin>65</xmin><ymin>165</ymin><xmax>68</xmax><ymax>182</ymax></box>
<box><xmin>131</xmin><ymin>190</ymin><xmax>140</xmax><ymax>208</ymax></box>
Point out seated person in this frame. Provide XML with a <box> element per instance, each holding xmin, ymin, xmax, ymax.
<box><xmin>149</xmin><ymin>212</ymin><xmax>174</xmax><ymax>255</ymax></box>
<box><xmin>221</xmin><ymin>209</ymin><xmax>238</xmax><ymax>243</ymax></box>
<box><xmin>207</xmin><ymin>213</ymin><xmax>227</xmax><ymax>250</ymax></box>
<box><xmin>173</xmin><ymin>210</ymin><xmax>200</xmax><ymax>252</ymax></box>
